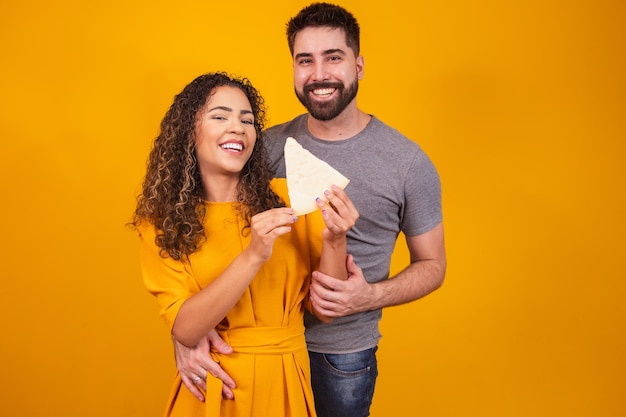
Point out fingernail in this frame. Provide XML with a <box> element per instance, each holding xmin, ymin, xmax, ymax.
<box><xmin>292</xmin><ymin>216</ymin><xmax>298</xmax><ymax>222</ymax></box>
<box><xmin>324</xmin><ymin>190</ymin><xmax>330</xmax><ymax>196</ymax></box>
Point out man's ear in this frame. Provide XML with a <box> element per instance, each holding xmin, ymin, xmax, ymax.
<box><xmin>356</xmin><ymin>55</ymin><xmax>365</xmax><ymax>80</ymax></box>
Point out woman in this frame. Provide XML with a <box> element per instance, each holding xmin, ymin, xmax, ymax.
<box><xmin>131</xmin><ymin>72</ymin><xmax>357</xmax><ymax>416</ymax></box>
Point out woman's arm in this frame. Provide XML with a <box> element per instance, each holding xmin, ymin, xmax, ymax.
<box><xmin>172</xmin><ymin>207</ymin><xmax>298</xmax><ymax>347</ymax></box>
<box><xmin>311</xmin><ymin>185</ymin><xmax>359</xmax><ymax>322</ymax></box>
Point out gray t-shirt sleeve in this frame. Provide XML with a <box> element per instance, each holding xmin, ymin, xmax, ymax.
<box><xmin>400</xmin><ymin>149</ymin><xmax>442</xmax><ymax>236</ymax></box>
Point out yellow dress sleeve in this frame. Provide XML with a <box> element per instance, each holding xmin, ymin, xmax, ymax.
<box><xmin>137</xmin><ymin>223</ymin><xmax>200</xmax><ymax>332</ymax></box>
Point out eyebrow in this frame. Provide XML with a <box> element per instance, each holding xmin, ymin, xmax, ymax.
<box><xmin>208</xmin><ymin>106</ymin><xmax>253</xmax><ymax>115</ymax></box>
<box><xmin>294</xmin><ymin>48</ymin><xmax>346</xmax><ymax>60</ymax></box>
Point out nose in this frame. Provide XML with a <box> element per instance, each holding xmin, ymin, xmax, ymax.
<box><xmin>228</xmin><ymin>118</ymin><xmax>246</xmax><ymax>134</ymax></box>
<box><xmin>312</xmin><ymin>61</ymin><xmax>329</xmax><ymax>82</ymax></box>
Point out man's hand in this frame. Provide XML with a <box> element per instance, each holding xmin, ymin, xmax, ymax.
<box><xmin>309</xmin><ymin>254</ymin><xmax>374</xmax><ymax>318</ymax></box>
<box><xmin>173</xmin><ymin>330</ymin><xmax>236</xmax><ymax>401</ymax></box>
<box><xmin>310</xmin><ymin>224</ymin><xmax>446</xmax><ymax>318</ymax></box>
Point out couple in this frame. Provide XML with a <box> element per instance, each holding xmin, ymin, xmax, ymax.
<box><xmin>132</xmin><ymin>3</ymin><xmax>446</xmax><ymax>417</ymax></box>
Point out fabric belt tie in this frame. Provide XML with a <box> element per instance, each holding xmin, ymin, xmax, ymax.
<box><xmin>205</xmin><ymin>321</ymin><xmax>306</xmax><ymax>416</ymax></box>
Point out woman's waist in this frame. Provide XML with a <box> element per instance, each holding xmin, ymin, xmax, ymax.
<box><xmin>215</xmin><ymin>321</ymin><xmax>306</xmax><ymax>354</ymax></box>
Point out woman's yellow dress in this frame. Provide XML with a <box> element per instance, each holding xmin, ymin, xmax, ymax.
<box><xmin>138</xmin><ymin>179</ymin><xmax>320</xmax><ymax>417</ymax></box>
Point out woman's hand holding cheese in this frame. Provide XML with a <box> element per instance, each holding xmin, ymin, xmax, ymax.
<box><xmin>245</xmin><ymin>207</ymin><xmax>299</xmax><ymax>265</ymax></box>
<box><xmin>315</xmin><ymin>185</ymin><xmax>359</xmax><ymax>241</ymax></box>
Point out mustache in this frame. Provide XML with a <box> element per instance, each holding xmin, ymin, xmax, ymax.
<box><xmin>304</xmin><ymin>82</ymin><xmax>343</xmax><ymax>93</ymax></box>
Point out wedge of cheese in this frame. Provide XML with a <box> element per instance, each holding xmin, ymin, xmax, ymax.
<box><xmin>284</xmin><ymin>137</ymin><xmax>350</xmax><ymax>215</ymax></box>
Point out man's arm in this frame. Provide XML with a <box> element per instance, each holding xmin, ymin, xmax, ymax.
<box><xmin>309</xmin><ymin>222</ymin><xmax>446</xmax><ymax>316</ymax></box>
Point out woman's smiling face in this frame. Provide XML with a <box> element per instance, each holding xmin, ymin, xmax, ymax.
<box><xmin>194</xmin><ymin>85</ymin><xmax>257</xmax><ymax>179</ymax></box>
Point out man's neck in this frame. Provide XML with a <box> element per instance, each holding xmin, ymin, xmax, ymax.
<box><xmin>307</xmin><ymin>107</ymin><xmax>371</xmax><ymax>141</ymax></box>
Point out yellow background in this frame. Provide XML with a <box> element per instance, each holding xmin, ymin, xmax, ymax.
<box><xmin>1</xmin><ymin>0</ymin><xmax>624</xmax><ymax>416</ymax></box>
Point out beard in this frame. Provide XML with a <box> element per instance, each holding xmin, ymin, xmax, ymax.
<box><xmin>295</xmin><ymin>79</ymin><xmax>359</xmax><ymax>121</ymax></box>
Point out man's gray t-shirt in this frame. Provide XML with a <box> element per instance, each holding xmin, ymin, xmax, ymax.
<box><xmin>265</xmin><ymin>114</ymin><xmax>442</xmax><ymax>354</ymax></box>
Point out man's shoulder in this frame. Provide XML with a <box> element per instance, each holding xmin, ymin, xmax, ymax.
<box><xmin>265</xmin><ymin>115</ymin><xmax>309</xmax><ymax>160</ymax></box>
<box><xmin>365</xmin><ymin>116</ymin><xmax>423</xmax><ymax>152</ymax></box>
<box><xmin>265</xmin><ymin>114</ymin><xmax>308</xmax><ymax>138</ymax></box>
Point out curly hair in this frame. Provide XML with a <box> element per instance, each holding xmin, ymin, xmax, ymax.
<box><xmin>131</xmin><ymin>72</ymin><xmax>284</xmax><ymax>261</ymax></box>
<box><xmin>286</xmin><ymin>2</ymin><xmax>361</xmax><ymax>56</ymax></box>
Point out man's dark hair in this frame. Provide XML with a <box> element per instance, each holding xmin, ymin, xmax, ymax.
<box><xmin>287</xmin><ymin>2</ymin><xmax>360</xmax><ymax>56</ymax></box>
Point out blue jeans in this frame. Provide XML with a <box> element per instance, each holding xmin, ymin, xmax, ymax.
<box><xmin>309</xmin><ymin>347</ymin><xmax>378</xmax><ymax>417</ymax></box>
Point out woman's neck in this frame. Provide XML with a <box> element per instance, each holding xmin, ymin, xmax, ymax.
<box><xmin>202</xmin><ymin>176</ymin><xmax>239</xmax><ymax>202</ymax></box>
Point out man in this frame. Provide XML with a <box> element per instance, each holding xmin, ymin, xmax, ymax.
<box><xmin>174</xmin><ymin>3</ymin><xmax>446</xmax><ymax>417</ymax></box>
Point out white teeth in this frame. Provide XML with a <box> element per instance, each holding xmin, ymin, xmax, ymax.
<box><xmin>313</xmin><ymin>88</ymin><xmax>335</xmax><ymax>96</ymax></box>
<box><xmin>221</xmin><ymin>143</ymin><xmax>243</xmax><ymax>151</ymax></box>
